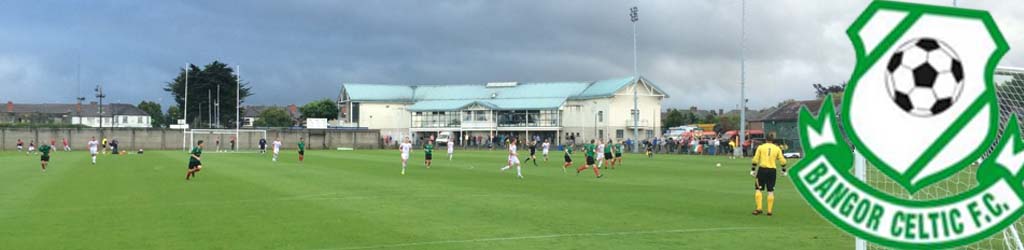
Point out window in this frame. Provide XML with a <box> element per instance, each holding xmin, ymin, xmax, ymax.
<box><xmin>597</xmin><ymin>111</ymin><xmax>604</xmax><ymax>123</ymax></box>
<box><xmin>463</xmin><ymin>111</ymin><xmax>473</xmax><ymax>122</ymax></box>
<box><xmin>646</xmin><ymin>130</ymin><xmax>654</xmax><ymax>139</ymax></box>
<box><xmin>122</xmin><ymin>116</ymin><xmax>128</xmax><ymax>123</ymax></box>
<box><xmin>412</xmin><ymin>111</ymin><xmax>460</xmax><ymax>128</ymax></box>
<box><xmin>598</xmin><ymin>130</ymin><xmax>604</xmax><ymax>139</ymax></box>
<box><xmin>137</xmin><ymin>117</ymin><xmax>143</xmax><ymax>123</ymax></box>
<box><xmin>616</xmin><ymin>129</ymin><xmax>624</xmax><ymax>138</ymax></box>
<box><xmin>474</xmin><ymin>110</ymin><xmax>488</xmax><ymax>122</ymax></box>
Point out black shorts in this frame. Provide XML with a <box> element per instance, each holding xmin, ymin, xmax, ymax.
<box><xmin>260</xmin><ymin>145</ymin><xmax>266</xmax><ymax>149</ymax></box>
<box><xmin>298</xmin><ymin>150</ymin><xmax>305</xmax><ymax>156</ymax></box>
<box><xmin>586</xmin><ymin>156</ymin><xmax>595</xmax><ymax>165</ymax></box>
<box><xmin>40</xmin><ymin>155</ymin><xmax>50</xmax><ymax>162</ymax></box>
<box><xmin>755</xmin><ymin>168</ymin><xmax>778</xmax><ymax>192</ymax></box>
<box><xmin>425</xmin><ymin>154</ymin><xmax>432</xmax><ymax>160</ymax></box>
<box><xmin>564</xmin><ymin>155</ymin><xmax>572</xmax><ymax>163</ymax></box>
<box><xmin>188</xmin><ymin>160</ymin><xmax>201</xmax><ymax>169</ymax></box>
<box><xmin>615</xmin><ymin>153</ymin><xmax>622</xmax><ymax>158</ymax></box>
<box><xmin>604</xmin><ymin>154</ymin><xmax>613</xmax><ymax>160</ymax></box>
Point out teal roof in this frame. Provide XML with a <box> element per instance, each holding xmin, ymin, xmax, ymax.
<box><xmin>342</xmin><ymin>76</ymin><xmax>665</xmax><ymax>111</ymax></box>
<box><xmin>574</xmin><ymin>76</ymin><xmax>636</xmax><ymax>99</ymax></box>
<box><xmin>407</xmin><ymin>100</ymin><xmax>474</xmax><ymax>111</ymax></box>
<box><xmin>571</xmin><ymin>76</ymin><xmax>670</xmax><ymax>100</ymax></box>
<box><xmin>342</xmin><ymin>83</ymin><xmax>413</xmax><ymax>102</ymax></box>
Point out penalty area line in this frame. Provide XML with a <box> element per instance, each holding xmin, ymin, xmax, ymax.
<box><xmin>314</xmin><ymin>226</ymin><xmax>781</xmax><ymax>250</ymax></box>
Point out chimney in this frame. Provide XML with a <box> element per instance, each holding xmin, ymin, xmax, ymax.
<box><xmin>288</xmin><ymin>104</ymin><xmax>298</xmax><ymax>114</ymax></box>
<box><xmin>719</xmin><ymin>109</ymin><xmax>724</xmax><ymax>116</ymax></box>
<box><xmin>690</xmin><ymin>106</ymin><xmax>697</xmax><ymax>112</ymax></box>
<box><xmin>6</xmin><ymin>101</ymin><xmax>12</xmax><ymax>112</ymax></box>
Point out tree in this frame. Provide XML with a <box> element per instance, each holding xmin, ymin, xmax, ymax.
<box><xmin>682</xmin><ymin>112</ymin><xmax>698</xmax><ymax>125</ymax></box>
<box><xmin>662</xmin><ymin>109</ymin><xmax>684</xmax><ymax>128</ymax></box>
<box><xmin>716</xmin><ymin>114</ymin><xmax>740</xmax><ymax>132</ymax></box>
<box><xmin>164</xmin><ymin>61</ymin><xmax>253</xmax><ymax>128</ymax></box>
<box><xmin>165</xmin><ymin>106</ymin><xmax>182</xmax><ymax>126</ymax></box>
<box><xmin>137</xmin><ymin>101</ymin><xmax>164</xmax><ymax>128</ymax></box>
<box><xmin>299</xmin><ymin>99</ymin><xmax>340</xmax><ymax>120</ymax></box>
<box><xmin>253</xmin><ymin>107</ymin><xmax>294</xmax><ymax>127</ymax></box>
<box><xmin>702</xmin><ymin>113</ymin><xmax>717</xmax><ymax>124</ymax></box>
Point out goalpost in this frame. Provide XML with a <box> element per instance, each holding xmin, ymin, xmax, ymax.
<box><xmin>855</xmin><ymin>67</ymin><xmax>1024</xmax><ymax>250</ymax></box>
<box><xmin>186</xmin><ymin>129</ymin><xmax>268</xmax><ymax>152</ymax></box>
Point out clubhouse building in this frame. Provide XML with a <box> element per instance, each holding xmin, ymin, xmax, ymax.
<box><xmin>337</xmin><ymin>76</ymin><xmax>667</xmax><ymax>145</ymax></box>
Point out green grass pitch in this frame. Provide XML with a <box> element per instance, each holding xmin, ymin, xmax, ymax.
<box><xmin>0</xmin><ymin>149</ymin><xmax>850</xmax><ymax>249</ymax></box>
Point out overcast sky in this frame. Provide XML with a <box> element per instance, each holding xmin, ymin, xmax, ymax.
<box><xmin>1</xmin><ymin>0</ymin><xmax>1022</xmax><ymax>111</ymax></box>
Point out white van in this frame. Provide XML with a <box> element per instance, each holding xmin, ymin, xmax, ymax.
<box><xmin>436</xmin><ymin>131</ymin><xmax>453</xmax><ymax>145</ymax></box>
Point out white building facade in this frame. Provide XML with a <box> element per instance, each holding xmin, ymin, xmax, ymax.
<box><xmin>338</xmin><ymin>76</ymin><xmax>667</xmax><ymax>145</ymax></box>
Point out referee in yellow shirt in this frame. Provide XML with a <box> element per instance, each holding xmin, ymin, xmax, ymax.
<box><xmin>751</xmin><ymin>134</ymin><xmax>787</xmax><ymax>216</ymax></box>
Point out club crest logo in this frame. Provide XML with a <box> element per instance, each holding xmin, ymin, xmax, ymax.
<box><xmin>790</xmin><ymin>1</ymin><xmax>1024</xmax><ymax>248</ymax></box>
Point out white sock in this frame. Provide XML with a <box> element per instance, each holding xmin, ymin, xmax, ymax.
<box><xmin>501</xmin><ymin>166</ymin><xmax>510</xmax><ymax>171</ymax></box>
<box><xmin>92</xmin><ymin>156</ymin><xmax>96</xmax><ymax>163</ymax></box>
<box><xmin>516</xmin><ymin>165</ymin><xmax>522</xmax><ymax>176</ymax></box>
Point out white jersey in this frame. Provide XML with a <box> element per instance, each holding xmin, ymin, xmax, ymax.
<box><xmin>400</xmin><ymin>143</ymin><xmax>412</xmax><ymax>159</ymax></box>
<box><xmin>542</xmin><ymin>142</ymin><xmax>550</xmax><ymax>154</ymax></box>
<box><xmin>597</xmin><ymin>144</ymin><xmax>606</xmax><ymax>157</ymax></box>
<box><xmin>447</xmin><ymin>142</ymin><xmax>454</xmax><ymax>153</ymax></box>
<box><xmin>88</xmin><ymin>140</ymin><xmax>99</xmax><ymax>154</ymax></box>
<box><xmin>273</xmin><ymin>141</ymin><xmax>282</xmax><ymax>153</ymax></box>
<box><xmin>508</xmin><ymin>144</ymin><xmax>520</xmax><ymax>164</ymax></box>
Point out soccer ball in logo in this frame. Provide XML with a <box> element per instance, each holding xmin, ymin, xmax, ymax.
<box><xmin>885</xmin><ymin>37</ymin><xmax>965</xmax><ymax>117</ymax></box>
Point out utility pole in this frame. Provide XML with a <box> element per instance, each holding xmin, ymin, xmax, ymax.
<box><xmin>630</xmin><ymin>4</ymin><xmax>640</xmax><ymax>153</ymax></box>
<box><xmin>76</xmin><ymin>60</ymin><xmax>84</xmax><ymax>124</ymax></box>
<box><xmin>95</xmin><ymin>84</ymin><xmax>106</xmax><ymax>128</ymax></box>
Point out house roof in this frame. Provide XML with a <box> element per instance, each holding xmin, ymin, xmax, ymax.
<box><xmin>341</xmin><ymin>83</ymin><xmax>415</xmax><ymax>102</ymax></box>
<box><xmin>341</xmin><ymin>76</ymin><xmax>667</xmax><ymax>111</ymax></box>
<box><xmin>4</xmin><ymin>103</ymin><xmax>147</xmax><ymax>116</ymax></box>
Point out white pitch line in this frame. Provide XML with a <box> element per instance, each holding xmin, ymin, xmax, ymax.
<box><xmin>315</xmin><ymin>226</ymin><xmax>780</xmax><ymax>250</ymax></box>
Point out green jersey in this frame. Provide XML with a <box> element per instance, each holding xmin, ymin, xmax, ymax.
<box><xmin>424</xmin><ymin>143</ymin><xmax>434</xmax><ymax>155</ymax></box>
<box><xmin>615</xmin><ymin>144</ymin><xmax>623</xmax><ymax>154</ymax></box>
<box><xmin>189</xmin><ymin>146</ymin><xmax>202</xmax><ymax>162</ymax></box>
<box><xmin>603</xmin><ymin>144</ymin><xmax>612</xmax><ymax>154</ymax></box>
<box><xmin>584</xmin><ymin>144</ymin><xmax>596</xmax><ymax>157</ymax></box>
<box><xmin>564</xmin><ymin>146</ymin><xmax>573</xmax><ymax>157</ymax></box>
<box><xmin>39</xmin><ymin>145</ymin><xmax>52</xmax><ymax>157</ymax></box>
<box><xmin>298</xmin><ymin>141</ymin><xmax>305</xmax><ymax>151</ymax></box>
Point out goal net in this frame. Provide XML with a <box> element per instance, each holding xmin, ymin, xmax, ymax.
<box><xmin>186</xmin><ymin>129</ymin><xmax>268</xmax><ymax>152</ymax></box>
<box><xmin>857</xmin><ymin>67</ymin><xmax>1024</xmax><ymax>250</ymax></box>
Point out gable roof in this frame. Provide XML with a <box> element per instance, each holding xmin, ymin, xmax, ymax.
<box><xmin>341</xmin><ymin>76</ymin><xmax>667</xmax><ymax>111</ymax></box>
<box><xmin>341</xmin><ymin>83</ymin><xmax>414</xmax><ymax>102</ymax></box>
<box><xmin>4</xmin><ymin>103</ymin><xmax>147</xmax><ymax>117</ymax></box>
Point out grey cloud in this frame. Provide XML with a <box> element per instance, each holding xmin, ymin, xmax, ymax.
<box><xmin>0</xmin><ymin>0</ymin><xmax>1021</xmax><ymax>111</ymax></box>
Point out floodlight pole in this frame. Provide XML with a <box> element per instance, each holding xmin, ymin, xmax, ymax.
<box><xmin>183</xmin><ymin>63</ymin><xmax>189</xmax><ymax>151</ymax></box>
<box><xmin>630</xmin><ymin>5</ymin><xmax>640</xmax><ymax>153</ymax></box>
<box><xmin>736</xmin><ymin>0</ymin><xmax>747</xmax><ymax>158</ymax></box>
<box><xmin>235</xmin><ymin>65</ymin><xmax>240</xmax><ymax>147</ymax></box>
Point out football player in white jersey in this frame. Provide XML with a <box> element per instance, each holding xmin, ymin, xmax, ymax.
<box><xmin>400</xmin><ymin>137</ymin><xmax>413</xmax><ymax>175</ymax></box>
<box><xmin>272</xmin><ymin>138</ymin><xmax>283</xmax><ymax>162</ymax></box>
<box><xmin>447</xmin><ymin>140</ymin><xmax>455</xmax><ymax>161</ymax></box>
<box><xmin>541</xmin><ymin>139</ymin><xmax>551</xmax><ymax>162</ymax></box>
<box><xmin>500</xmin><ymin>137</ymin><xmax>523</xmax><ymax>179</ymax></box>
<box><xmin>87</xmin><ymin>137</ymin><xmax>99</xmax><ymax>165</ymax></box>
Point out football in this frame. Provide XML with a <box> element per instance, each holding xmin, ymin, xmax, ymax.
<box><xmin>885</xmin><ymin>37</ymin><xmax>965</xmax><ymax>117</ymax></box>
